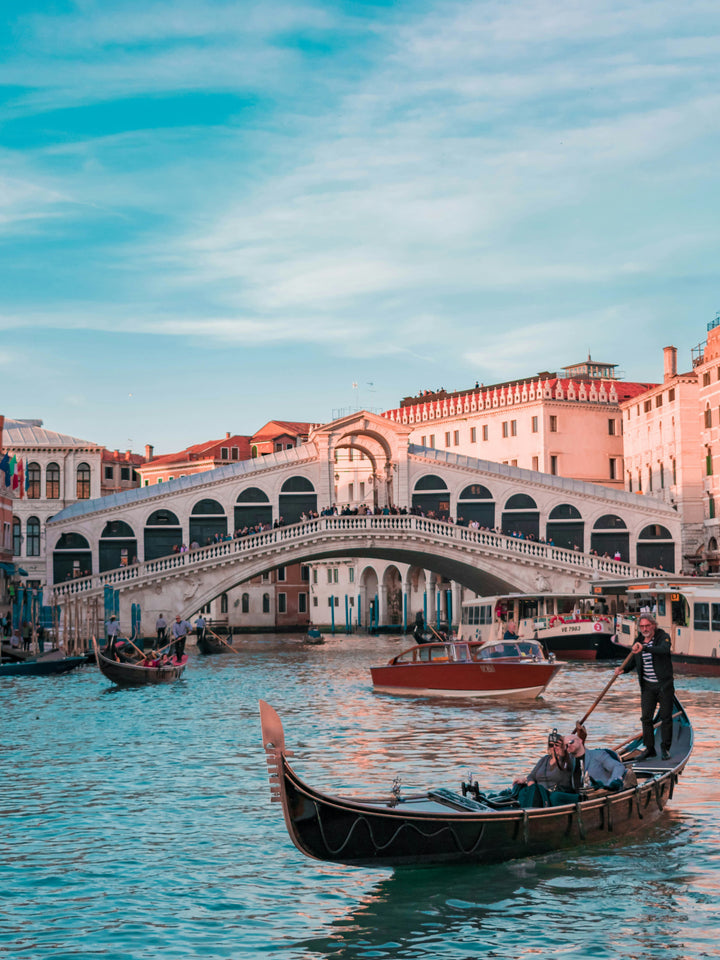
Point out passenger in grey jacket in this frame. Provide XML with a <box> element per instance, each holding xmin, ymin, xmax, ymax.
<box><xmin>564</xmin><ymin>728</ymin><xmax>627</xmax><ymax>791</ymax></box>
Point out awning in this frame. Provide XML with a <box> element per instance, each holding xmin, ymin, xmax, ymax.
<box><xmin>0</xmin><ymin>562</ymin><xmax>15</xmax><ymax>574</ymax></box>
<box><xmin>17</xmin><ymin>567</ymin><xmax>28</xmax><ymax>577</ymax></box>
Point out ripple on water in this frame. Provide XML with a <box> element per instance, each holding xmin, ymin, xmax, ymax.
<box><xmin>1</xmin><ymin>637</ymin><xmax>719</xmax><ymax>960</ymax></box>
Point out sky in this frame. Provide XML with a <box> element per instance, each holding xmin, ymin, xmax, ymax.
<box><xmin>1</xmin><ymin>0</ymin><xmax>719</xmax><ymax>454</ymax></box>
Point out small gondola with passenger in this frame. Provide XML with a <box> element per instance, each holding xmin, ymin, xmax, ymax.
<box><xmin>93</xmin><ymin>638</ymin><xmax>188</xmax><ymax>687</ymax></box>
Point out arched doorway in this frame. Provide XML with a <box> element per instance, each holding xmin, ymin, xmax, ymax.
<box><xmin>360</xmin><ymin>566</ymin><xmax>379</xmax><ymax>631</ymax></box>
<box><xmin>53</xmin><ymin>532</ymin><xmax>92</xmax><ymax>583</ymax></box>
<box><xmin>457</xmin><ymin>484</ymin><xmax>495</xmax><ymax>528</ymax></box>
<box><xmin>382</xmin><ymin>565</ymin><xmax>403</xmax><ymax>626</ymax></box>
<box><xmin>591</xmin><ymin>514</ymin><xmax>629</xmax><ymax>561</ymax></box>
<box><xmin>547</xmin><ymin>504</ymin><xmax>584</xmax><ymax>551</ymax></box>
<box><xmin>144</xmin><ymin>509</ymin><xmax>182</xmax><ymax>560</ymax></box>
<box><xmin>279</xmin><ymin>476</ymin><xmax>317</xmax><ymax>523</ymax></box>
<box><xmin>502</xmin><ymin>494</ymin><xmax>539</xmax><ymax>539</ymax></box>
<box><xmin>190</xmin><ymin>499</ymin><xmax>227</xmax><ymax>546</ymax></box>
<box><xmin>235</xmin><ymin>487</ymin><xmax>272</xmax><ymax>530</ymax></box>
<box><xmin>637</xmin><ymin>524</ymin><xmax>675</xmax><ymax>572</ymax></box>
<box><xmin>99</xmin><ymin>520</ymin><xmax>137</xmax><ymax>572</ymax></box>
<box><xmin>412</xmin><ymin>475</ymin><xmax>450</xmax><ymax>518</ymax></box>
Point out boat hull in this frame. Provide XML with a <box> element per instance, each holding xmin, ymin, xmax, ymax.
<box><xmin>93</xmin><ymin>640</ymin><xmax>188</xmax><ymax>686</ymax></box>
<box><xmin>260</xmin><ymin>699</ymin><xmax>693</xmax><ymax>868</ymax></box>
<box><xmin>0</xmin><ymin>655</ymin><xmax>87</xmax><ymax>677</ymax></box>
<box><xmin>197</xmin><ymin>634</ymin><xmax>233</xmax><ymax>655</ymax></box>
<box><xmin>370</xmin><ymin>661</ymin><xmax>561</xmax><ymax>698</ymax></box>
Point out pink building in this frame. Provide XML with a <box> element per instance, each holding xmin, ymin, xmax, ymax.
<box><xmin>383</xmin><ymin>357</ymin><xmax>655</xmax><ymax>490</ymax></box>
<box><xmin>620</xmin><ymin>346</ymin><xmax>703</xmax><ymax>572</ymax></box>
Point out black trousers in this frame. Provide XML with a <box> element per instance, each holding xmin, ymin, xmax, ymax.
<box><xmin>174</xmin><ymin>635</ymin><xmax>186</xmax><ymax>660</ymax></box>
<box><xmin>640</xmin><ymin>681</ymin><xmax>674</xmax><ymax>752</ymax></box>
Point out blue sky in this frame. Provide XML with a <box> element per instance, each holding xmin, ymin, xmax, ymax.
<box><xmin>1</xmin><ymin>0</ymin><xmax>719</xmax><ymax>453</ymax></box>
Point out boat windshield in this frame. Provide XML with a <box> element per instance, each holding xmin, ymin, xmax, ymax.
<box><xmin>472</xmin><ymin>640</ymin><xmax>544</xmax><ymax>660</ymax></box>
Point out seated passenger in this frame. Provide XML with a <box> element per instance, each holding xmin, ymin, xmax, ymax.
<box><xmin>564</xmin><ymin>725</ymin><xmax>628</xmax><ymax>792</ymax></box>
<box><xmin>511</xmin><ymin>729</ymin><xmax>578</xmax><ymax>807</ymax></box>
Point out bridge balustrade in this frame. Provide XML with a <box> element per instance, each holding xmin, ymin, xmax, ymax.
<box><xmin>50</xmin><ymin>515</ymin><xmax>663</xmax><ymax>602</ymax></box>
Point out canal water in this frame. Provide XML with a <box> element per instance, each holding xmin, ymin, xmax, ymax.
<box><xmin>1</xmin><ymin>635</ymin><xmax>718</xmax><ymax>959</ymax></box>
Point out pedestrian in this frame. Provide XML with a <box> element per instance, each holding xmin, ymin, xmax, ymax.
<box><xmin>614</xmin><ymin>613</ymin><xmax>674</xmax><ymax>760</ymax></box>
<box><xmin>172</xmin><ymin>614</ymin><xmax>191</xmax><ymax>662</ymax></box>
<box><xmin>195</xmin><ymin>614</ymin><xmax>206</xmax><ymax>645</ymax></box>
<box><xmin>155</xmin><ymin>613</ymin><xmax>167</xmax><ymax>643</ymax></box>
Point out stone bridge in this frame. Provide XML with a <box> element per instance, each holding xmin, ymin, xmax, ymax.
<box><xmin>46</xmin><ymin>410</ymin><xmax>681</xmax><ymax>630</ymax></box>
<box><xmin>51</xmin><ymin>514</ymin><xmax>662</xmax><ymax>627</ymax></box>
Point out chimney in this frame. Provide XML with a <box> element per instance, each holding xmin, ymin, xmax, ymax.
<box><xmin>226</xmin><ymin>432</ymin><xmax>231</xmax><ymax>439</ymax></box>
<box><xmin>145</xmin><ymin>444</ymin><xmax>154</xmax><ymax>460</ymax></box>
<box><xmin>663</xmin><ymin>346</ymin><xmax>677</xmax><ymax>382</ymax></box>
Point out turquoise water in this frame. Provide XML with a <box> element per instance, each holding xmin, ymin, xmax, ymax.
<box><xmin>1</xmin><ymin>636</ymin><xmax>719</xmax><ymax>959</ymax></box>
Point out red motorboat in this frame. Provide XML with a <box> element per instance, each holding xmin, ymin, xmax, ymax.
<box><xmin>370</xmin><ymin>637</ymin><xmax>563</xmax><ymax>698</ymax></box>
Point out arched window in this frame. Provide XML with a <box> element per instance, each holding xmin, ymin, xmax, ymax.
<box><xmin>26</xmin><ymin>517</ymin><xmax>41</xmax><ymax>556</ymax></box>
<box><xmin>235</xmin><ymin>487</ymin><xmax>272</xmax><ymax>529</ymax></box>
<box><xmin>547</xmin><ymin>504</ymin><xmax>584</xmax><ymax>551</ymax></box>
<box><xmin>27</xmin><ymin>462</ymin><xmax>41</xmax><ymax>499</ymax></box>
<box><xmin>456</xmin><ymin>484</ymin><xmax>494</xmax><ymax>528</ymax></box>
<box><xmin>242</xmin><ymin>593</ymin><xmax>250</xmax><ymax>613</ymax></box>
<box><xmin>705</xmin><ymin>405</ymin><xmax>712</xmax><ymax>428</ymax></box>
<box><xmin>190</xmin><ymin>499</ymin><xmax>227</xmax><ymax>545</ymax></box>
<box><xmin>637</xmin><ymin>524</ymin><xmax>675</xmax><ymax>572</ymax></box>
<box><xmin>220</xmin><ymin>593</ymin><xmax>228</xmax><ymax>614</ymax></box>
<box><xmin>76</xmin><ymin>463</ymin><xmax>91</xmax><ymax>499</ymax></box>
<box><xmin>412</xmin><ymin>475</ymin><xmax>450</xmax><ymax>518</ymax></box>
<box><xmin>590</xmin><ymin>514</ymin><xmax>629</xmax><ymax>562</ymax></box>
<box><xmin>46</xmin><ymin>462</ymin><xmax>60</xmax><ymax>499</ymax></box>
<box><xmin>502</xmin><ymin>494</ymin><xmax>539</xmax><ymax>539</ymax></box>
<box><xmin>262</xmin><ymin>593</ymin><xmax>270</xmax><ymax>613</ymax></box>
<box><xmin>279</xmin><ymin>476</ymin><xmax>317</xmax><ymax>523</ymax></box>
<box><xmin>144</xmin><ymin>509</ymin><xmax>182</xmax><ymax>561</ymax></box>
<box><xmin>12</xmin><ymin>517</ymin><xmax>21</xmax><ymax>556</ymax></box>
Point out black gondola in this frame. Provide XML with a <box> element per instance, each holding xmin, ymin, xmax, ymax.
<box><xmin>259</xmin><ymin>698</ymin><xmax>693</xmax><ymax>868</ymax></box>
<box><xmin>197</xmin><ymin>632</ymin><xmax>234</xmax><ymax>655</ymax></box>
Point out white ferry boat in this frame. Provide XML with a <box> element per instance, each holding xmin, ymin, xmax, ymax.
<box><xmin>591</xmin><ymin>578</ymin><xmax>720</xmax><ymax>676</ymax></box>
<box><xmin>458</xmin><ymin>592</ymin><xmax>617</xmax><ymax>660</ymax></box>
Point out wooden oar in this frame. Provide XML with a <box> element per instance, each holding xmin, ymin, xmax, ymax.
<box><xmin>206</xmin><ymin>626</ymin><xmax>241</xmax><ymax>657</ymax></box>
<box><xmin>575</xmin><ymin>648</ymin><xmax>636</xmax><ymax>731</ymax></box>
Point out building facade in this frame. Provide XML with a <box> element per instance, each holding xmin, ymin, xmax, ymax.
<box><xmin>381</xmin><ymin>358</ymin><xmax>655</xmax><ymax>493</ymax></box>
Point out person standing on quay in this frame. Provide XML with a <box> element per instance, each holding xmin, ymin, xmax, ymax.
<box><xmin>614</xmin><ymin>613</ymin><xmax>674</xmax><ymax>760</ymax></box>
<box><xmin>155</xmin><ymin>613</ymin><xmax>167</xmax><ymax>643</ymax></box>
<box><xmin>195</xmin><ymin>614</ymin><xmax>206</xmax><ymax>646</ymax></box>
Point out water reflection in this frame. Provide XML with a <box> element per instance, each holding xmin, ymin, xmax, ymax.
<box><xmin>0</xmin><ymin>635</ymin><xmax>718</xmax><ymax>960</ymax></box>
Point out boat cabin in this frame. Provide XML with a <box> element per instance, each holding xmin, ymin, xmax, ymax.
<box><xmin>592</xmin><ymin>578</ymin><xmax>720</xmax><ymax>670</ymax></box>
<box><xmin>391</xmin><ymin>638</ymin><xmax>548</xmax><ymax>665</ymax></box>
<box><xmin>459</xmin><ymin>593</ymin><xmax>609</xmax><ymax>643</ymax></box>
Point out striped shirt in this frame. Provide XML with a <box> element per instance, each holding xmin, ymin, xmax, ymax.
<box><xmin>641</xmin><ymin>644</ymin><xmax>659</xmax><ymax>683</ymax></box>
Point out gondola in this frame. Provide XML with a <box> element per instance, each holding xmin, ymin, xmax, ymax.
<box><xmin>259</xmin><ymin>698</ymin><xmax>693</xmax><ymax>868</ymax></box>
<box><xmin>197</xmin><ymin>632</ymin><xmax>234</xmax><ymax>655</ymax></box>
<box><xmin>93</xmin><ymin>638</ymin><xmax>188</xmax><ymax>687</ymax></box>
<box><xmin>0</xmin><ymin>653</ymin><xmax>87</xmax><ymax>677</ymax></box>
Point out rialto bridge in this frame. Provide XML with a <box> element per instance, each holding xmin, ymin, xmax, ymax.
<box><xmin>47</xmin><ymin>411</ymin><xmax>680</xmax><ymax>629</ymax></box>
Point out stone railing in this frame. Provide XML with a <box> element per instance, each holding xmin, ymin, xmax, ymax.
<box><xmin>50</xmin><ymin>514</ymin><xmax>661</xmax><ymax>601</ymax></box>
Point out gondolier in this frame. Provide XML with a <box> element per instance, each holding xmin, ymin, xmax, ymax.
<box><xmin>195</xmin><ymin>615</ymin><xmax>206</xmax><ymax>645</ymax></box>
<box><xmin>106</xmin><ymin>615</ymin><xmax>120</xmax><ymax>642</ymax></box>
<box><xmin>172</xmin><ymin>615</ymin><xmax>191</xmax><ymax>662</ymax></box>
<box><xmin>614</xmin><ymin>612</ymin><xmax>674</xmax><ymax>760</ymax></box>
<box><xmin>155</xmin><ymin>614</ymin><xmax>167</xmax><ymax>642</ymax></box>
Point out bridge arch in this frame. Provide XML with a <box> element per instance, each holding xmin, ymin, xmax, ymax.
<box><xmin>547</xmin><ymin>503</ymin><xmax>584</xmax><ymax>551</ymax></box>
<box><xmin>502</xmin><ymin>493</ymin><xmax>539</xmax><ymax>539</ymax></box>
<box><xmin>53</xmin><ymin>532</ymin><xmax>92</xmax><ymax>583</ymax></box>
<box><xmin>144</xmin><ymin>508</ymin><xmax>182</xmax><ymax>561</ymax></box>
<box><xmin>636</xmin><ymin>523</ymin><xmax>675</xmax><ymax>572</ymax></box>
<box><xmin>234</xmin><ymin>486</ymin><xmax>272</xmax><ymax>531</ymax></box>
<box><xmin>591</xmin><ymin>514</ymin><xmax>629</xmax><ymax>561</ymax></box>
<box><xmin>99</xmin><ymin>519</ymin><xmax>137</xmax><ymax>572</ymax></box>
<box><xmin>279</xmin><ymin>476</ymin><xmax>317</xmax><ymax>523</ymax></box>
<box><xmin>412</xmin><ymin>475</ymin><xmax>449</xmax><ymax>517</ymax></box>
<box><xmin>457</xmin><ymin>483</ymin><xmax>495</xmax><ymax>528</ymax></box>
<box><xmin>190</xmin><ymin>498</ymin><xmax>227</xmax><ymax>546</ymax></box>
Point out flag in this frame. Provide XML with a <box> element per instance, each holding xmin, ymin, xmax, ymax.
<box><xmin>17</xmin><ymin>459</ymin><xmax>24</xmax><ymax>498</ymax></box>
<box><xmin>0</xmin><ymin>452</ymin><xmax>9</xmax><ymax>486</ymax></box>
<box><xmin>10</xmin><ymin>455</ymin><xmax>18</xmax><ymax>490</ymax></box>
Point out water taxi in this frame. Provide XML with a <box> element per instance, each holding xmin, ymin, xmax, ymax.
<box><xmin>459</xmin><ymin>592</ymin><xmax>617</xmax><ymax>660</ymax></box>
<box><xmin>370</xmin><ymin>636</ymin><xmax>562</xmax><ymax>698</ymax></box>
<box><xmin>592</xmin><ymin>578</ymin><xmax>720</xmax><ymax>675</ymax></box>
